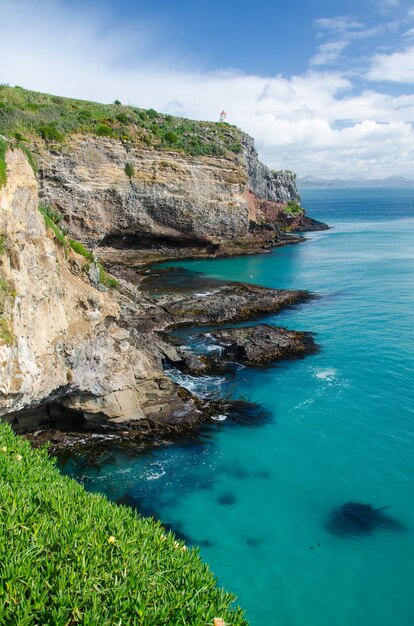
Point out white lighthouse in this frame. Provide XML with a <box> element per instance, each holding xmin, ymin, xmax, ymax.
<box><xmin>220</xmin><ymin>110</ymin><xmax>227</xmax><ymax>123</ymax></box>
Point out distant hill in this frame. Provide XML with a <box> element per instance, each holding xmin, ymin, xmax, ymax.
<box><xmin>298</xmin><ymin>175</ymin><xmax>414</xmax><ymax>189</ymax></box>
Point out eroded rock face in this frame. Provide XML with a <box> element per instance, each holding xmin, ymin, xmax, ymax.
<box><xmin>0</xmin><ymin>149</ymin><xmax>198</xmax><ymax>428</ymax></box>
<box><xmin>35</xmin><ymin>132</ymin><xmax>325</xmax><ymax>258</ymax></box>
<box><xmin>242</xmin><ymin>134</ymin><xmax>301</xmax><ymax>204</ymax></box>
<box><xmin>37</xmin><ymin>136</ymin><xmax>251</xmax><ymax>246</ymax></box>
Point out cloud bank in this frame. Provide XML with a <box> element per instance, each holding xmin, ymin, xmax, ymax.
<box><xmin>1</xmin><ymin>0</ymin><xmax>413</xmax><ymax>178</ymax></box>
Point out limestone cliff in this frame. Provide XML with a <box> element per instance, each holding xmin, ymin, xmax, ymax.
<box><xmin>0</xmin><ymin>148</ymin><xmax>197</xmax><ymax>431</ymax></box>
<box><xmin>35</xmin><ymin>131</ymin><xmax>325</xmax><ymax>263</ymax></box>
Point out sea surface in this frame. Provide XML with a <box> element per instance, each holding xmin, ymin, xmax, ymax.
<box><xmin>60</xmin><ymin>188</ymin><xmax>414</xmax><ymax>626</ymax></box>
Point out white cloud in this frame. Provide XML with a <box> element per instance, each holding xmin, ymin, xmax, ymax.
<box><xmin>0</xmin><ymin>0</ymin><xmax>413</xmax><ymax>179</ymax></box>
<box><xmin>314</xmin><ymin>17</ymin><xmax>363</xmax><ymax>32</ymax></box>
<box><xmin>311</xmin><ymin>41</ymin><xmax>350</xmax><ymax>66</ymax></box>
<box><xmin>367</xmin><ymin>46</ymin><xmax>414</xmax><ymax>82</ymax></box>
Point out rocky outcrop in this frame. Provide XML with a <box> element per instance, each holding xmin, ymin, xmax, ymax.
<box><xmin>35</xmin><ymin>131</ymin><xmax>326</xmax><ymax>262</ymax></box>
<box><xmin>0</xmin><ymin>145</ymin><xmax>323</xmax><ymax>450</ymax></box>
<box><xmin>0</xmin><ymin>148</ymin><xmax>199</xmax><ymax>432</ymax></box>
<box><xmin>201</xmin><ymin>325</ymin><xmax>317</xmax><ymax>366</ymax></box>
<box><xmin>242</xmin><ymin>134</ymin><xmax>300</xmax><ymax>204</ymax></box>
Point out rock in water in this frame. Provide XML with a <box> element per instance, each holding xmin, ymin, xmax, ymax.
<box><xmin>199</xmin><ymin>324</ymin><xmax>318</xmax><ymax>366</ymax></box>
<box><xmin>326</xmin><ymin>502</ymin><xmax>406</xmax><ymax>537</ymax></box>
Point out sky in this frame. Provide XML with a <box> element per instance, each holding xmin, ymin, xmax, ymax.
<box><xmin>1</xmin><ymin>0</ymin><xmax>414</xmax><ymax>178</ymax></box>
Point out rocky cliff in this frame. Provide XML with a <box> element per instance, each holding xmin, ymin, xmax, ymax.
<box><xmin>0</xmin><ymin>86</ymin><xmax>327</xmax><ymax>443</ymax></box>
<box><xmin>0</xmin><ymin>148</ymin><xmax>199</xmax><ymax>436</ymax></box>
<box><xmin>35</xmin><ymin>131</ymin><xmax>326</xmax><ymax>265</ymax></box>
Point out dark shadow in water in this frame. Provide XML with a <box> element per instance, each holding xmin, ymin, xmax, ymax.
<box><xmin>141</xmin><ymin>267</ymin><xmax>227</xmax><ymax>296</ymax></box>
<box><xmin>253</xmin><ymin>469</ymin><xmax>271</xmax><ymax>479</ymax></box>
<box><xmin>326</xmin><ymin>502</ymin><xmax>407</xmax><ymax>538</ymax></box>
<box><xmin>115</xmin><ymin>493</ymin><xmax>215</xmax><ymax>547</ymax></box>
<box><xmin>246</xmin><ymin>537</ymin><xmax>262</xmax><ymax>548</ymax></box>
<box><xmin>217</xmin><ymin>492</ymin><xmax>237</xmax><ymax>506</ymax></box>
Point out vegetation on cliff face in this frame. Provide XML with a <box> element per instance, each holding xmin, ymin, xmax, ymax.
<box><xmin>0</xmin><ymin>137</ymin><xmax>7</xmax><ymax>188</ymax></box>
<box><xmin>0</xmin><ymin>84</ymin><xmax>243</xmax><ymax>158</ymax></box>
<box><xmin>37</xmin><ymin>205</ymin><xmax>118</xmax><ymax>288</ymax></box>
<box><xmin>0</xmin><ymin>422</ymin><xmax>247</xmax><ymax>625</ymax></box>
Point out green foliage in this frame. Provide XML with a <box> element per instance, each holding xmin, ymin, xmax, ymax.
<box><xmin>68</xmin><ymin>239</ymin><xmax>94</xmax><ymax>260</ymax></box>
<box><xmin>0</xmin><ymin>276</ymin><xmax>15</xmax><ymax>313</ymax></box>
<box><xmin>0</xmin><ymin>316</ymin><xmax>13</xmax><ymax>344</ymax></box>
<box><xmin>0</xmin><ymin>233</ymin><xmax>6</xmax><ymax>255</ymax></box>
<box><xmin>0</xmin><ymin>84</ymin><xmax>244</xmax><ymax>159</ymax></box>
<box><xmin>0</xmin><ymin>422</ymin><xmax>246</xmax><ymax>625</ymax></box>
<box><xmin>38</xmin><ymin>124</ymin><xmax>64</xmax><ymax>142</ymax></box>
<box><xmin>285</xmin><ymin>201</ymin><xmax>303</xmax><ymax>215</ymax></box>
<box><xmin>38</xmin><ymin>205</ymin><xmax>68</xmax><ymax>249</ymax></box>
<box><xmin>0</xmin><ymin>137</ymin><xmax>7</xmax><ymax>188</ymax></box>
<box><xmin>164</xmin><ymin>130</ymin><xmax>178</xmax><ymax>145</ymax></box>
<box><xmin>13</xmin><ymin>142</ymin><xmax>37</xmax><ymax>174</ymax></box>
<box><xmin>97</xmin><ymin>262</ymin><xmax>119</xmax><ymax>288</ymax></box>
<box><xmin>146</xmin><ymin>108</ymin><xmax>157</xmax><ymax>119</ymax></box>
<box><xmin>95</xmin><ymin>123</ymin><xmax>114</xmax><ymax>137</ymax></box>
<box><xmin>37</xmin><ymin>206</ymin><xmax>118</xmax><ymax>289</ymax></box>
<box><xmin>124</xmin><ymin>162</ymin><xmax>134</xmax><ymax>178</ymax></box>
<box><xmin>114</xmin><ymin>99</ymin><xmax>122</xmax><ymax>105</ymax></box>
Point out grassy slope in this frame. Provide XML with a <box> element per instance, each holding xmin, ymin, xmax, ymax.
<box><xmin>0</xmin><ymin>423</ymin><xmax>246</xmax><ymax>625</ymax></box>
<box><xmin>0</xmin><ymin>84</ymin><xmax>243</xmax><ymax>158</ymax></box>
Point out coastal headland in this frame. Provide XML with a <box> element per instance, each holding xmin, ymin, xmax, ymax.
<box><xmin>0</xmin><ymin>85</ymin><xmax>327</xmax><ymax>451</ymax></box>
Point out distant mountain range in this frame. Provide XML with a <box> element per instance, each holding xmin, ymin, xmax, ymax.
<box><xmin>298</xmin><ymin>175</ymin><xmax>414</xmax><ymax>189</ymax></box>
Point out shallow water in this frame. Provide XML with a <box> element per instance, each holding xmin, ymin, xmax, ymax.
<box><xmin>60</xmin><ymin>188</ymin><xmax>414</xmax><ymax>626</ymax></box>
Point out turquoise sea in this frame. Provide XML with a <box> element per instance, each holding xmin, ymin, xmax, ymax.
<box><xmin>60</xmin><ymin>188</ymin><xmax>414</xmax><ymax>626</ymax></box>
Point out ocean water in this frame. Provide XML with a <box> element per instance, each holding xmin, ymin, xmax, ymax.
<box><xmin>60</xmin><ymin>188</ymin><xmax>414</xmax><ymax>626</ymax></box>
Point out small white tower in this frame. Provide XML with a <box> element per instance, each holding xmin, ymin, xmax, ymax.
<box><xmin>220</xmin><ymin>110</ymin><xmax>227</xmax><ymax>123</ymax></box>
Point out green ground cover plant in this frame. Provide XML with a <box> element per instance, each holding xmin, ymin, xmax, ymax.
<box><xmin>0</xmin><ymin>422</ymin><xmax>246</xmax><ymax>625</ymax></box>
<box><xmin>0</xmin><ymin>137</ymin><xmax>7</xmax><ymax>188</ymax></box>
<box><xmin>0</xmin><ymin>84</ymin><xmax>243</xmax><ymax>158</ymax></box>
<box><xmin>285</xmin><ymin>201</ymin><xmax>303</xmax><ymax>215</ymax></box>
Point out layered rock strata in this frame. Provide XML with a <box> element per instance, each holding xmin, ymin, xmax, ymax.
<box><xmin>0</xmin><ymin>148</ymin><xmax>320</xmax><ymax>450</ymax></box>
<box><xmin>35</xmin><ymin>131</ymin><xmax>327</xmax><ymax>264</ymax></box>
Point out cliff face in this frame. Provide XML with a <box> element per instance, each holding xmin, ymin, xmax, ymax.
<box><xmin>0</xmin><ymin>149</ymin><xmax>197</xmax><ymax>430</ymax></box>
<box><xmin>36</xmin><ymin>131</ymin><xmax>318</xmax><ymax>260</ymax></box>
<box><xmin>242</xmin><ymin>134</ymin><xmax>300</xmax><ymax>204</ymax></box>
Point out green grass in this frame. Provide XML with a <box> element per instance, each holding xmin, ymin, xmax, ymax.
<box><xmin>38</xmin><ymin>205</ymin><xmax>118</xmax><ymax>288</ymax></box>
<box><xmin>68</xmin><ymin>239</ymin><xmax>94</xmax><ymax>261</ymax></box>
<box><xmin>0</xmin><ymin>316</ymin><xmax>13</xmax><ymax>344</ymax></box>
<box><xmin>0</xmin><ymin>84</ymin><xmax>243</xmax><ymax>158</ymax></box>
<box><xmin>38</xmin><ymin>205</ymin><xmax>68</xmax><ymax>249</ymax></box>
<box><xmin>0</xmin><ymin>422</ymin><xmax>246</xmax><ymax>625</ymax></box>
<box><xmin>285</xmin><ymin>201</ymin><xmax>303</xmax><ymax>216</ymax></box>
<box><xmin>0</xmin><ymin>233</ymin><xmax>7</xmax><ymax>256</ymax></box>
<box><xmin>0</xmin><ymin>276</ymin><xmax>15</xmax><ymax>313</ymax></box>
<box><xmin>0</xmin><ymin>137</ymin><xmax>7</xmax><ymax>188</ymax></box>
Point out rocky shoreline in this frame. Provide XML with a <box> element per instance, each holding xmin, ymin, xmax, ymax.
<box><xmin>18</xmin><ymin>269</ymin><xmax>319</xmax><ymax>453</ymax></box>
<box><xmin>1</xmin><ymin>138</ymin><xmax>327</xmax><ymax>455</ymax></box>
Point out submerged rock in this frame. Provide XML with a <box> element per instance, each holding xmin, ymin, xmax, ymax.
<box><xmin>326</xmin><ymin>502</ymin><xmax>406</xmax><ymax>537</ymax></box>
<box><xmin>200</xmin><ymin>324</ymin><xmax>318</xmax><ymax>366</ymax></box>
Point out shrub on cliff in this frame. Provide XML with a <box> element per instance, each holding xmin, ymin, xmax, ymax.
<box><xmin>0</xmin><ymin>423</ymin><xmax>247</xmax><ymax>625</ymax></box>
<box><xmin>124</xmin><ymin>162</ymin><xmax>135</xmax><ymax>178</ymax></box>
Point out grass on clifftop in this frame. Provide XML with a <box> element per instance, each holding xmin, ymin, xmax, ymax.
<box><xmin>0</xmin><ymin>84</ymin><xmax>243</xmax><ymax>158</ymax></box>
<box><xmin>0</xmin><ymin>422</ymin><xmax>247</xmax><ymax>625</ymax></box>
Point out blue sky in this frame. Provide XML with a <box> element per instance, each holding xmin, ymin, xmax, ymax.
<box><xmin>1</xmin><ymin>0</ymin><xmax>414</xmax><ymax>177</ymax></box>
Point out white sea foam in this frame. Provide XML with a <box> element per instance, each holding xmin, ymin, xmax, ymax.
<box><xmin>211</xmin><ymin>414</ymin><xmax>228</xmax><ymax>422</ymax></box>
<box><xmin>145</xmin><ymin>470</ymin><xmax>166</xmax><ymax>481</ymax></box>
<box><xmin>166</xmin><ymin>367</ymin><xmax>226</xmax><ymax>398</ymax></box>
<box><xmin>314</xmin><ymin>367</ymin><xmax>337</xmax><ymax>381</ymax></box>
